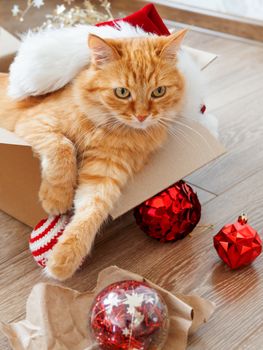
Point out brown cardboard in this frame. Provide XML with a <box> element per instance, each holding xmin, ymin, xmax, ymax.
<box><xmin>111</xmin><ymin>120</ymin><xmax>224</xmax><ymax>219</ymax></box>
<box><xmin>0</xmin><ymin>119</ymin><xmax>224</xmax><ymax>227</ymax></box>
<box><xmin>0</xmin><ymin>27</ymin><xmax>20</xmax><ymax>72</ymax></box>
<box><xmin>183</xmin><ymin>45</ymin><xmax>217</xmax><ymax>70</ymax></box>
<box><xmin>0</xmin><ymin>266</ymin><xmax>216</xmax><ymax>350</ymax></box>
<box><xmin>0</xmin><ymin>28</ymin><xmax>225</xmax><ymax>227</ymax></box>
<box><xmin>0</xmin><ymin>129</ymin><xmax>45</xmax><ymax>227</ymax></box>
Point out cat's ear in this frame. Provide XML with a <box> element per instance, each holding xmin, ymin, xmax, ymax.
<box><xmin>88</xmin><ymin>34</ymin><xmax>119</xmax><ymax>66</ymax></box>
<box><xmin>161</xmin><ymin>29</ymin><xmax>188</xmax><ymax>59</ymax></box>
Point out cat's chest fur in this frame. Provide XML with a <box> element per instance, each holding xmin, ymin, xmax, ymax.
<box><xmin>73</xmin><ymin>118</ymin><xmax>168</xmax><ymax>174</ymax></box>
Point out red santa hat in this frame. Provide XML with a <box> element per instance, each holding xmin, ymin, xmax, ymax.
<box><xmin>97</xmin><ymin>3</ymin><xmax>170</xmax><ymax>36</ymax></box>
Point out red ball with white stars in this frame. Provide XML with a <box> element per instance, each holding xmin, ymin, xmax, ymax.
<box><xmin>89</xmin><ymin>280</ymin><xmax>169</xmax><ymax>350</ymax></box>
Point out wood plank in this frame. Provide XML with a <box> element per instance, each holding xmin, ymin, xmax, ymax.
<box><xmin>187</xmin><ymin>169</ymin><xmax>263</xmax><ymax>349</ymax></box>
<box><xmin>111</xmin><ymin>0</ymin><xmax>263</xmax><ymax>41</ymax></box>
<box><xmin>2</xmin><ymin>168</ymin><xmax>263</xmax><ymax>349</ymax></box>
<box><xmin>186</xmin><ymin>183</ymin><xmax>216</xmax><ymax>205</ymax></box>
<box><xmin>0</xmin><ymin>211</ymin><xmax>30</xmax><ymax>265</ymax></box>
<box><xmin>183</xmin><ymin>31</ymin><xmax>263</xmax><ymax>195</ymax></box>
<box><xmin>186</xmin><ymin>84</ymin><xmax>263</xmax><ymax>195</ymax></box>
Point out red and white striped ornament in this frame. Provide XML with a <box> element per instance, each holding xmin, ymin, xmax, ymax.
<box><xmin>29</xmin><ymin>214</ymin><xmax>70</xmax><ymax>267</ymax></box>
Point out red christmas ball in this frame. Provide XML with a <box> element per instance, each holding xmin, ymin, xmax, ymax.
<box><xmin>213</xmin><ymin>215</ymin><xmax>262</xmax><ymax>269</ymax></box>
<box><xmin>134</xmin><ymin>180</ymin><xmax>201</xmax><ymax>242</ymax></box>
<box><xmin>89</xmin><ymin>280</ymin><xmax>169</xmax><ymax>350</ymax></box>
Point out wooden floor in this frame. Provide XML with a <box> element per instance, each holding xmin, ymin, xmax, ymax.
<box><xmin>1</xmin><ymin>2</ymin><xmax>263</xmax><ymax>350</ymax></box>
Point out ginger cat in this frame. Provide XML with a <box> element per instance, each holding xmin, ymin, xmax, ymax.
<box><xmin>0</xmin><ymin>30</ymin><xmax>186</xmax><ymax>280</ymax></box>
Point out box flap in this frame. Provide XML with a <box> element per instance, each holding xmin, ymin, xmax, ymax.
<box><xmin>0</xmin><ymin>121</ymin><xmax>224</xmax><ymax>226</ymax></box>
<box><xmin>168</xmin><ymin>27</ymin><xmax>217</xmax><ymax>70</ymax></box>
<box><xmin>0</xmin><ymin>127</ymin><xmax>29</xmax><ymax>146</ymax></box>
<box><xmin>183</xmin><ymin>45</ymin><xmax>217</xmax><ymax>70</ymax></box>
<box><xmin>0</xmin><ymin>142</ymin><xmax>45</xmax><ymax>227</ymax></box>
<box><xmin>0</xmin><ymin>27</ymin><xmax>20</xmax><ymax>58</ymax></box>
<box><xmin>111</xmin><ymin>120</ymin><xmax>225</xmax><ymax>219</ymax></box>
<box><xmin>0</xmin><ymin>27</ymin><xmax>20</xmax><ymax>72</ymax></box>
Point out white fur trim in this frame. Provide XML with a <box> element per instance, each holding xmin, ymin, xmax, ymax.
<box><xmin>8</xmin><ymin>22</ymin><xmax>149</xmax><ymax>99</ymax></box>
<box><xmin>200</xmin><ymin>113</ymin><xmax>219</xmax><ymax>138</ymax></box>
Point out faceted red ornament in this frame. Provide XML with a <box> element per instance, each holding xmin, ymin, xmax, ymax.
<box><xmin>134</xmin><ymin>180</ymin><xmax>201</xmax><ymax>242</ymax></box>
<box><xmin>89</xmin><ymin>280</ymin><xmax>169</xmax><ymax>350</ymax></box>
<box><xmin>213</xmin><ymin>215</ymin><xmax>262</xmax><ymax>269</ymax></box>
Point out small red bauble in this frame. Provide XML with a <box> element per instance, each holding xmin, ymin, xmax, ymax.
<box><xmin>134</xmin><ymin>180</ymin><xmax>201</xmax><ymax>242</ymax></box>
<box><xmin>89</xmin><ymin>280</ymin><xmax>169</xmax><ymax>350</ymax></box>
<box><xmin>29</xmin><ymin>214</ymin><xmax>70</xmax><ymax>267</ymax></box>
<box><xmin>213</xmin><ymin>215</ymin><xmax>262</xmax><ymax>269</ymax></box>
<box><xmin>200</xmin><ymin>104</ymin><xmax>206</xmax><ymax>114</ymax></box>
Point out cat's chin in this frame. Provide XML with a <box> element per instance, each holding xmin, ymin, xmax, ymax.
<box><xmin>123</xmin><ymin>124</ymin><xmax>156</xmax><ymax>132</ymax></box>
<box><xmin>130</xmin><ymin>124</ymin><xmax>151</xmax><ymax>130</ymax></box>
<box><xmin>119</xmin><ymin>120</ymin><xmax>159</xmax><ymax>131</ymax></box>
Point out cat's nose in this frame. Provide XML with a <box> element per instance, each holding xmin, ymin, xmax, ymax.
<box><xmin>136</xmin><ymin>115</ymin><xmax>148</xmax><ymax>122</ymax></box>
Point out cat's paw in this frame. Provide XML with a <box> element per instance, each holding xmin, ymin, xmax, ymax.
<box><xmin>39</xmin><ymin>179</ymin><xmax>74</xmax><ymax>215</ymax></box>
<box><xmin>45</xmin><ymin>234</ymin><xmax>84</xmax><ymax>281</ymax></box>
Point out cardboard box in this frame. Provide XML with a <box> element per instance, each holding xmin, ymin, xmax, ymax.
<box><xmin>0</xmin><ymin>28</ymin><xmax>225</xmax><ymax>227</ymax></box>
<box><xmin>0</xmin><ymin>27</ymin><xmax>20</xmax><ymax>72</ymax></box>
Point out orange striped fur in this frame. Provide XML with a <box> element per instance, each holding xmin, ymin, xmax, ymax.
<box><xmin>0</xmin><ymin>30</ymin><xmax>186</xmax><ymax>280</ymax></box>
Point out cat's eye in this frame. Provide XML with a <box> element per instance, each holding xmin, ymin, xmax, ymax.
<box><xmin>151</xmin><ymin>86</ymin><xmax>166</xmax><ymax>98</ymax></box>
<box><xmin>114</xmin><ymin>87</ymin><xmax>131</xmax><ymax>99</ymax></box>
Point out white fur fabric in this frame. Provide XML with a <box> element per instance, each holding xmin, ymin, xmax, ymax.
<box><xmin>8</xmin><ymin>22</ymin><xmax>150</xmax><ymax>99</ymax></box>
<box><xmin>8</xmin><ymin>22</ymin><xmax>217</xmax><ymax>136</ymax></box>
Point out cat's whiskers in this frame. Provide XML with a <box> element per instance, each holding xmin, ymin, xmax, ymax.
<box><xmin>71</xmin><ymin>118</ymin><xmax>94</xmax><ymax>161</ymax></box>
<box><xmin>76</xmin><ymin>116</ymin><xmax>127</xmax><ymax>170</ymax></box>
<box><xmin>160</xmin><ymin>117</ymin><xmax>206</xmax><ymax>154</ymax></box>
<box><xmin>141</xmin><ymin>124</ymin><xmax>167</xmax><ymax>146</ymax></box>
<box><xmin>176</xmin><ymin>119</ymin><xmax>215</xmax><ymax>154</ymax></box>
<box><xmin>160</xmin><ymin>115</ymin><xmax>215</xmax><ymax>154</ymax></box>
<box><xmin>73</xmin><ymin>113</ymin><xmax>114</xmax><ymax>153</ymax></box>
<box><xmin>157</xmin><ymin>119</ymin><xmax>186</xmax><ymax>149</ymax></box>
<box><xmin>74</xmin><ymin>117</ymin><xmax>117</xmax><ymax>169</ymax></box>
<box><xmin>159</xmin><ymin>117</ymin><xmax>205</xmax><ymax>154</ymax></box>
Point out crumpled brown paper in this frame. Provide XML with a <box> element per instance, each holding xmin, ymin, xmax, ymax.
<box><xmin>1</xmin><ymin>266</ymin><xmax>215</xmax><ymax>350</ymax></box>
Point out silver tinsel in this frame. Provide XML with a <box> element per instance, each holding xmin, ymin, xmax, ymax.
<box><xmin>11</xmin><ymin>0</ymin><xmax>113</xmax><ymax>31</ymax></box>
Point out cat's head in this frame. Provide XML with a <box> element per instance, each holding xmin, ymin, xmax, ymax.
<box><xmin>74</xmin><ymin>29</ymin><xmax>187</xmax><ymax>130</ymax></box>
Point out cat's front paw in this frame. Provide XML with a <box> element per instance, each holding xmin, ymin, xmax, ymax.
<box><xmin>45</xmin><ymin>234</ymin><xmax>84</xmax><ymax>281</ymax></box>
<box><xmin>39</xmin><ymin>179</ymin><xmax>74</xmax><ymax>215</ymax></box>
